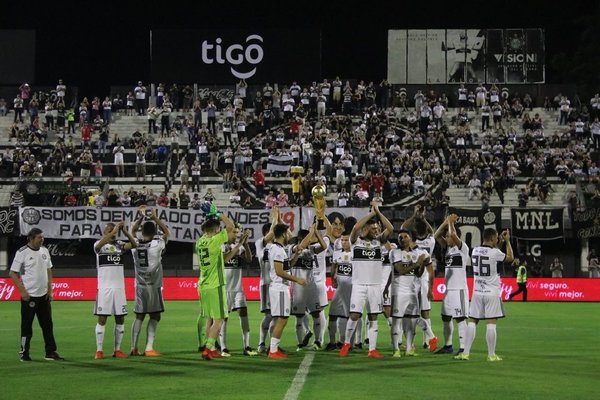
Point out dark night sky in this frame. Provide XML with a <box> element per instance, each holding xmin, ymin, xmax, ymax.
<box><xmin>1</xmin><ymin>0</ymin><xmax>598</xmax><ymax>97</ymax></box>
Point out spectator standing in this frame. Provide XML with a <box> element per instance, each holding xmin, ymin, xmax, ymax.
<box><xmin>134</xmin><ymin>81</ymin><xmax>147</xmax><ymax>116</ymax></box>
<box><xmin>588</xmin><ymin>250</ymin><xmax>600</xmax><ymax>278</ymax></box>
<box><xmin>13</xmin><ymin>94</ymin><xmax>24</xmax><ymax>123</ymax></box>
<box><xmin>206</xmin><ymin>101</ymin><xmax>217</xmax><ymax>134</ymax></box>
<box><xmin>518</xmin><ymin>188</ymin><xmax>529</xmax><ymax>207</ymax></box>
<box><xmin>253</xmin><ymin>166</ymin><xmax>266</xmax><ymax>198</ymax></box>
<box><xmin>113</xmin><ymin>143</ymin><xmax>125</xmax><ymax>178</ymax></box>
<box><xmin>276</xmin><ymin>188</ymin><xmax>289</xmax><ymax>207</ymax></box>
<box><xmin>549</xmin><ymin>257</ymin><xmax>564</xmax><ymax>278</ymax></box>
<box><xmin>191</xmin><ymin>160</ymin><xmax>201</xmax><ymax>192</ymax></box>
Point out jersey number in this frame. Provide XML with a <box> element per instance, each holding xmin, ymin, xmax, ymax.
<box><xmin>137</xmin><ymin>249</ymin><xmax>148</xmax><ymax>268</ymax></box>
<box><xmin>199</xmin><ymin>248</ymin><xmax>210</xmax><ymax>267</ymax></box>
<box><xmin>472</xmin><ymin>255</ymin><xmax>491</xmax><ymax>277</ymax></box>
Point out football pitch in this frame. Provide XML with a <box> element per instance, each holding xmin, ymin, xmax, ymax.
<box><xmin>0</xmin><ymin>301</ymin><xmax>597</xmax><ymax>400</ymax></box>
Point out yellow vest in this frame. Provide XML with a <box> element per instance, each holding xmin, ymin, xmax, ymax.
<box><xmin>517</xmin><ymin>265</ymin><xmax>527</xmax><ymax>283</ymax></box>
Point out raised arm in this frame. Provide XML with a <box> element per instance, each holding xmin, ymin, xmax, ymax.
<box><xmin>121</xmin><ymin>223</ymin><xmax>138</xmax><ymax>251</ymax></box>
<box><xmin>220</xmin><ymin>212</ymin><xmax>236</xmax><ymax>235</ymax></box>
<box><xmin>434</xmin><ymin>215</ymin><xmax>450</xmax><ymax>247</ymax></box>
<box><xmin>501</xmin><ymin>230</ymin><xmax>514</xmax><ymax>263</ymax></box>
<box><xmin>351</xmin><ymin>208</ymin><xmax>377</xmax><ymax>244</ymax></box>
<box><xmin>373</xmin><ymin>203</ymin><xmax>393</xmax><ymax>240</ymax></box>
<box><xmin>312</xmin><ymin>224</ymin><xmax>327</xmax><ymax>254</ymax></box>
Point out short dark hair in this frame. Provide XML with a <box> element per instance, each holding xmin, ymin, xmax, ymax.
<box><xmin>27</xmin><ymin>228</ymin><xmax>43</xmax><ymax>241</ymax></box>
<box><xmin>262</xmin><ymin>223</ymin><xmax>271</xmax><ymax>236</ymax></box>
<box><xmin>398</xmin><ymin>229</ymin><xmax>416</xmax><ymax>241</ymax></box>
<box><xmin>327</xmin><ymin>211</ymin><xmax>345</xmax><ymax>225</ymax></box>
<box><xmin>296</xmin><ymin>229</ymin><xmax>309</xmax><ymax>242</ymax></box>
<box><xmin>414</xmin><ymin>219</ymin><xmax>427</xmax><ymax>236</ymax></box>
<box><xmin>483</xmin><ymin>228</ymin><xmax>498</xmax><ymax>242</ymax></box>
<box><xmin>344</xmin><ymin>217</ymin><xmax>357</xmax><ymax>235</ymax></box>
<box><xmin>273</xmin><ymin>223</ymin><xmax>289</xmax><ymax>238</ymax></box>
<box><xmin>142</xmin><ymin>221</ymin><xmax>157</xmax><ymax>237</ymax></box>
<box><xmin>202</xmin><ymin>217</ymin><xmax>221</xmax><ymax>233</ymax></box>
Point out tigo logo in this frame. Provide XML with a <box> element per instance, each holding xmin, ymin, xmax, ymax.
<box><xmin>201</xmin><ymin>35</ymin><xmax>264</xmax><ymax>79</ymax></box>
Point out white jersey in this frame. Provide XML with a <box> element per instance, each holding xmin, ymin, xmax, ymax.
<box><xmin>444</xmin><ymin>241</ymin><xmax>469</xmax><ymax>290</ymax></box>
<box><xmin>255</xmin><ymin>237</ymin><xmax>271</xmax><ymax>286</ymax></box>
<box><xmin>381</xmin><ymin>243</ymin><xmax>396</xmax><ymax>287</ymax></box>
<box><xmin>223</xmin><ymin>243</ymin><xmax>245</xmax><ymax>292</ymax></box>
<box><xmin>333</xmin><ymin>249</ymin><xmax>353</xmax><ymax>280</ymax></box>
<box><xmin>471</xmin><ymin>245</ymin><xmax>506</xmax><ymax>297</ymax></box>
<box><xmin>94</xmin><ymin>240</ymin><xmax>126</xmax><ymax>289</ymax></box>
<box><xmin>351</xmin><ymin>237</ymin><xmax>382</xmax><ymax>285</ymax></box>
<box><xmin>10</xmin><ymin>245</ymin><xmax>53</xmax><ymax>297</ymax></box>
<box><xmin>312</xmin><ymin>236</ymin><xmax>330</xmax><ymax>283</ymax></box>
<box><xmin>390</xmin><ymin>246</ymin><xmax>429</xmax><ymax>292</ymax></box>
<box><xmin>131</xmin><ymin>238</ymin><xmax>166</xmax><ymax>287</ymax></box>
<box><xmin>291</xmin><ymin>246</ymin><xmax>316</xmax><ymax>283</ymax></box>
<box><xmin>269</xmin><ymin>243</ymin><xmax>291</xmax><ymax>287</ymax></box>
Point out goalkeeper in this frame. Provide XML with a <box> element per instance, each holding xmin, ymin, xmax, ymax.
<box><xmin>195</xmin><ymin>204</ymin><xmax>237</xmax><ymax>360</ymax></box>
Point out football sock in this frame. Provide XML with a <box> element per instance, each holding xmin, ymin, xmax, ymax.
<box><xmin>355</xmin><ymin>317</ymin><xmax>363</xmax><ymax>343</ymax></box>
<box><xmin>302</xmin><ymin>314</ymin><xmax>310</xmax><ymax>332</ymax></box>
<box><xmin>319</xmin><ymin>313</ymin><xmax>327</xmax><ymax>343</ymax></box>
<box><xmin>95</xmin><ymin>323</ymin><xmax>105</xmax><ymax>352</ymax></box>
<box><xmin>146</xmin><ymin>319</ymin><xmax>158</xmax><ymax>352</ymax></box>
<box><xmin>296</xmin><ymin>317</ymin><xmax>306</xmax><ymax>344</ymax></box>
<box><xmin>270</xmin><ymin>337</ymin><xmax>280</xmax><ymax>353</ymax></box>
<box><xmin>443</xmin><ymin>320</ymin><xmax>454</xmax><ymax>347</ymax></box>
<box><xmin>392</xmin><ymin>318</ymin><xmax>402</xmax><ymax>350</ymax></box>
<box><xmin>197</xmin><ymin>313</ymin><xmax>207</xmax><ymax>347</ymax></box>
<box><xmin>457</xmin><ymin>320</ymin><xmax>467</xmax><ymax>349</ymax></box>
<box><xmin>219</xmin><ymin>319</ymin><xmax>228</xmax><ymax>349</ymax></box>
<box><xmin>259</xmin><ymin>314</ymin><xmax>272</xmax><ymax>345</ymax></box>
<box><xmin>338</xmin><ymin>318</ymin><xmax>348</xmax><ymax>343</ymax></box>
<box><xmin>344</xmin><ymin>319</ymin><xmax>359</xmax><ymax>344</ymax></box>
<box><xmin>387</xmin><ymin>317</ymin><xmax>393</xmax><ymax>327</ymax></box>
<box><xmin>403</xmin><ymin>318</ymin><xmax>417</xmax><ymax>352</ymax></box>
<box><xmin>463</xmin><ymin>322</ymin><xmax>477</xmax><ymax>355</ymax></box>
<box><xmin>417</xmin><ymin>317</ymin><xmax>434</xmax><ymax>341</ymax></box>
<box><xmin>367</xmin><ymin>320</ymin><xmax>379</xmax><ymax>351</ymax></box>
<box><xmin>486</xmin><ymin>324</ymin><xmax>497</xmax><ymax>356</ymax></box>
<box><xmin>206</xmin><ymin>337</ymin><xmax>217</xmax><ymax>351</ymax></box>
<box><xmin>131</xmin><ymin>318</ymin><xmax>142</xmax><ymax>350</ymax></box>
<box><xmin>240</xmin><ymin>316</ymin><xmax>250</xmax><ymax>348</ymax></box>
<box><xmin>328</xmin><ymin>319</ymin><xmax>337</xmax><ymax>343</ymax></box>
<box><xmin>114</xmin><ymin>324</ymin><xmax>125</xmax><ymax>351</ymax></box>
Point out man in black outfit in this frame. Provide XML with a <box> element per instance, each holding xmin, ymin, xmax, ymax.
<box><xmin>9</xmin><ymin>228</ymin><xmax>63</xmax><ymax>361</ymax></box>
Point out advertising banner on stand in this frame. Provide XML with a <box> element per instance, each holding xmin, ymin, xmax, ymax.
<box><xmin>387</xmin><ymin>30</ymin><xmax>407</xmax><ymax>84</ymax></box>
<box><xmin>151</xmin><ymin>29</ymin><xmax>321</xmax><ymax>84</ymax></box>
<box><xmin>485</xmin><ymin>29</ymin><xmax>505</xmax><ymax>83</ymax></box>
<box><xmin>504</xmin><ymin>28</ymin><xmax>526</xmax><ymax>83</ymax></box>
<box><xmin>448</xmin><ymin>207</ymin><xmax>502</xmax><ymax>249</ymax></box>
<box><xmin>426</xmin><ymin>30</ymin><xmax>446</xmax><ymax>84</ymax></box>
<box><xmin>407</xmin><ymin>30</ymin><xmax>427</xmax><ymax>84</ymax></box>
<box><xmin>1</xmin><ymin>277</ymin><xmax>597</xmax><ymax>302</ymax></box>
<box><xmin>0</xmin><ymin>207</ymin><xmax>18</xmax><ymax>236</ymax></box>
<box><xmin>511</xmin><ymin>208</ymin><xmax>564</xmax><ymax>240</ymax></box>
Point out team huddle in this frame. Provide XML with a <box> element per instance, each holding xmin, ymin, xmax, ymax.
<box><xmin>10</xmin><ymin>203</ymin><xmax>513</xmax><ymax>362</ymax></box>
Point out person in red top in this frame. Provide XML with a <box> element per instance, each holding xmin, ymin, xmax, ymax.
<box><xmin>253</xmin><ymin>166</ymin><xmax>266</xmax><ymax>198</ymax></box>
<box><xmin>265</xmin><ymin>190</ymin><xmax>277</xmax><ymax>209</ymax></box>
<box><xmin>276</xmin><ymin>188</ymin><xmax>289</xmax><ymax>207</ymax></box>
<box><xmin>81</xmin><ymin>123</ymin><xmax>93</xmax><ymax>150</ymax></box>
<box><xmin>63</xmin><ymin>191</ymin><xmax>77</xmax><ymax>206</ymax></box>
<box><xmin>371</xmin><ymin>171</ymin><xmax>385</xmax><ymax>195</ymax></box>
<box><xmin>157</xmin><ymin>192</ymin><xmax>169</xmax><ymax>207</ymax></box>
<box><xmin>357</xmin><ymin>175</ymin><xmax>371</xmax><ymax>192</ymax></box>
<box><xmin>289</xmin><ymin>118</ymin><xmax>301</xmax><ymax>137</ymax></box>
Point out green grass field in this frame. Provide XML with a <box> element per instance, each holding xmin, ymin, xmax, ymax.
<box><xmin>0</xmin><ymin>301</ymin><xmax>598</xmax><ymax>400</ymax></box>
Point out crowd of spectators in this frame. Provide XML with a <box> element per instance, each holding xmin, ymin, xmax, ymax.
<box><xmin>2</xmin><ymin>78</ymin><xmax>600</xmax><ymax>212</ymax></box>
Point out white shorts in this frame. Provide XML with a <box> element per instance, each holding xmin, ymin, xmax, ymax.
<box><xmin>329</xmin><ymin>277</ymin><xmax>352</xmax><ymax>318</ymax></box>
<box><xmin>441</xmin><ymin>289</ymin><xmax>469</xmax><ymax>318</ymax></box>
<box><xmin>314</xmin><ymin>280</ymin><xmax>328</xmax><ymax>309</ymax></box>
<box><xmin>469</xmin><ymin>294</ymin><xmax>505</xmax><ymax>320</ymax></box>
<box><xmin>260</xmin><ymin>284</ymin><xmax>271</xmax><ymax>313</ymax></box>
<box><xmin>269</xmin><ymin>285</ymin><xmax>291</xmax><ymax>318</ymax></box>
<box><xmin>392</xmin><ymin>292</ymin><xmax>420</xmax><ymax>318</ymax></box>
<box><xmin>95</xmin><ymin>287</ymin><xmax>127</xmax><ymax>316</ymax></box>
<box><xmin>134</xmin><ymin>285</ymin><xmax>164</xmax><ymax>314</ymax></box>
<box><xmin>349</xmin><ymin>284</ymin><xmax>383</xmax><ymax>315</ymax></box>
<box><xmin>418</xmin><ymin>276</ymin><xmax>432</xmax><ymax>311</ymax></box>
<box><xmin>227</xmin><ymin>290</ymin><xmax>247</xmax><ymax>312</ymax></box>
<box><xmin>292</xmin><ymin>280</ymin><xmax>322</xmax><ymax>314</ymax></box>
